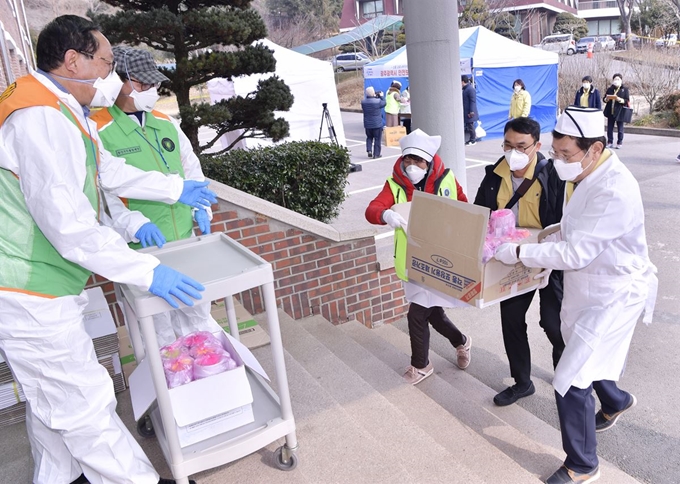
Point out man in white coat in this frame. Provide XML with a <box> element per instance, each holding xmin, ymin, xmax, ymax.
<box><xmin>495</xmin><ymin>106</ymin><xmax>657</xmax><ymax>484</ymax></box>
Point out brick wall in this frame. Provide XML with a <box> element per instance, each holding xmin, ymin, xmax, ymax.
<box><xmin>86</xmin><ymin>198</ymin><xmax>409</xmax><ymax>329</ymax></box>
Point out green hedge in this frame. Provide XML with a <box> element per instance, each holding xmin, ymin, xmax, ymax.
<box><xmin>202</xmin><ymin>141</ymin><xmax>351</xmax><ymax>223</ymax></box>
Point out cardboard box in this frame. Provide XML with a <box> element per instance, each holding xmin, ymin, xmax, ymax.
<box><xmin>129</xmin><ymin>331</ymin><xmax>268</xmax><ymax>447</ymax></box>
<box><xmin>211</xmin><ymin>299</ymin><xmax>270</xmax><ymax>349</ymax></box>
<box><xmin>405</xmin><ymin>192</ymin><xmax>543</xmax><ymax>308</ymax></box>
<box><xmin>383</xmin><ymin>126</ymin><xmax>407</xmax><ymax>147</ymax></box>
<box><xmin>117</xmin><ymin>325</ymin><xmax>137</xmax><ymax>384</ymax></box>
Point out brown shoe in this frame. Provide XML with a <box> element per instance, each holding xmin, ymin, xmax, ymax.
<box><xmin>456</xmin><ymin>335</ymin><xmax>471</xmax><ymax>370</ymax></box>
<box><xmin>403</xmin><ymin>362</ymin><xmax>434</xmax><ymax>385</ymax></box>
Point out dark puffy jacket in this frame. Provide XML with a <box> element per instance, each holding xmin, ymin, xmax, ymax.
<box><xmin>361</xmin><ymin>95</ymin><xmax>386</xmax><ymax>129</ymax></box>
<box><xmin>573</xmin><ymin>87</ymin><xmax>602</xmax><ymax>110</ymax></box>
<box><xmin>603</xmin><ymin>85</ymin><xmax>630</xmax><ymax>120</ymax></box>
<box><xmin>462</xmin><ymin>83</ymin><xmax>478</xmax><ymax>123</ymax></box>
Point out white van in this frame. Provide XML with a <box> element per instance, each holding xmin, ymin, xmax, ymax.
<box><xmin>534</xmin><ymin>34</ymin><xmax>576</xmax><ymax>55</ymax></box>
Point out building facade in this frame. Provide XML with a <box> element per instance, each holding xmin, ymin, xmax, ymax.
<box><xmin>0</xmin><ymin>0</ymin><xmax>33</xmax><ymax>92</ymax></box>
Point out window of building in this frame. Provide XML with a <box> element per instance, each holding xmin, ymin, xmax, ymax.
<box><xmin>361</xmin><ymin>0</ymin><xmax>384</xmax><ymax>19</ymax></box>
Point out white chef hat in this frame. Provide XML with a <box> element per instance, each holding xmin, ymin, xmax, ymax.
<box><xmin>554</xmin><ymin>106</ymin><xmax>605</xmax><ymax>138</ymax></box>
<box><xmin>399</xmin><ymin>128</ymin><xmax>442</xmax><ymax>162</ymax></box>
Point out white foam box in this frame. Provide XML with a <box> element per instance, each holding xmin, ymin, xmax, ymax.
<box><xmin>404</xmin><ymin>192</ymin><xmax>544</xmax><ymax>308</ymax></box>
<box><xmin>129</xmin><ymin>331</ymin><xmax>268</xmax><ymax>447</ymax></box>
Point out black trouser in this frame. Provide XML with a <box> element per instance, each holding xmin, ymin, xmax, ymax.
<box><xmin>499</xmin><ymin>277</ymin><xmax>564</xmax><ymax>387</ymax></box>
<box><xmin>365</xmin><ymin>127</ymin><xmax>382</xmax><ymax>157</ymax></box>
<box><xmin>556</xmin><ymin>380</ymin><xmax>630</xmax><ymax>473</ymax></box>
<box><xmin>401</xmin><ymin>117</ymin><xmax>412</xmax><ymax>134</ymax></box>
<box><xmin>464</xmin><ymin>121</ymin><xmax>476</xmax><ymax>142</ymax></box>
<box><xmin>606</xmin><ymin>117</ymin><xmax>625</xmax><ymax>145</ymax></box>
<box><xmin>408</xmin><ymin>303</ymin><xmax>465</xmax><ymax>368</ymax></box>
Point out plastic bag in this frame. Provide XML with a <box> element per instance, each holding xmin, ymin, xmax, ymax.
<box><xmin>193</xmin><ymin>353</ymin><xmax>237</xmax><ymax>380</ymax></box>
<box><xmin>475</xmin><ymin>121</ymin><xmax>486</xmax><ymax>139</ymax></box>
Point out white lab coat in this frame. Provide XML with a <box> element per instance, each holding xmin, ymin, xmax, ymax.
<box><xmin>519</xmin><ymin>151</ymin><xmax>656</xmax><ymax>396</ymax></box>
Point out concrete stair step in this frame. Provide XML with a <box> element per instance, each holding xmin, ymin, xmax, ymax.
<box><xmin>280</xmin><ymin>311</ymin><xmax>486</xmax><ymax>483</ymax></box>
<box><xmin>299</xmin><ymin>314</ymin><xmax>543</xmax><ymax>483</ymax></box>
<box><xmin>361</xmin><ymin>320</ymin><xmax>640</xmax><ymax>484</ymax></box>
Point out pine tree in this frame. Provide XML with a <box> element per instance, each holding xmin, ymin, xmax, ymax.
<box><xmin>91</xmin><ymin>0</ymin><xmax>294</xmax><ymax>154</ymax></box>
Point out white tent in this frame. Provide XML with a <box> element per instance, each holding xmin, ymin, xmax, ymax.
<box><xmin>207</xmin><ymin>39</ymin><xmax>346</xmax><ymax>151</ymax></box>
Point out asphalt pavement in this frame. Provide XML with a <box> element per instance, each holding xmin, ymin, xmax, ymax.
<box><xmin>336</xmin><ymin>110</ymin><xmax>680</xmax><ymax>484</ymax></box>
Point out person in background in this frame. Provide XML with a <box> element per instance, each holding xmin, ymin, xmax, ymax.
<box><xmin>385</xmin><ymin>80</ymin><xmax>402</xmax><ymax>127</ymax></box>
<box><xmin>495</xmin><ymin>107</ymin><xmax>657</xmax><ymax>484</ymax></box>
<box><xmin>365</xmin><ymin>129</ymin><xmax>472</xmax><ymax>385</ymax></box>
<box><xmin>474</xmin><ymin>117</ymin><xmax>565</xmax><ymax>406</ymax></box>
<box><xmin>0</xmin><ymin>15</ymin><xmax>207</xmax><ymax>484</ymax></box>
<box><xmin>399</xmin><ymin>86</ymin><xmax>411</xmax><ymax>134</ymax></box>
<box><xmin>462</xmin><ymin>75</ymin><xmax>478</xmax><ymax>146</ymax></box>
<box><xmin>509</xmin><ymin>79</ymin><xmax>531</xmax><ymax>119</ymax></box>
<box><xmin>574</xmin><ymin>76</ymin><xmax>601</xmax><ymax>109</ymax></box>
<box><xmin>603</xmin><ymin>73</ymin><xmax>630</xmax><ymax>149</ymax></box>
<box><xmin>361</xmin><ymin>86</ymin><xmax>386</xmax><ymax>159</ymax></box>
<box><xmin>91</xmin><ymin>45</ymin><xmax>222</xmax><ymax>347</ymax></box>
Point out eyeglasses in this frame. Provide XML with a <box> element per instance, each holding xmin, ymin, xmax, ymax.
<box><xmin>548</xmin><ymin>149</ymin><xmax>584</xmax><ymax>162</ymax></box>
<box><xmin>501</xmin><ymin>141</ymin><xmax>536</xmax><ymax>154</ymax></box>
<box><xmin>403</xmin><ymin>155</ymin><xmax>427</xmax><ymax>166</ymax></box>
<box><xmin>78</xmin><ymin>51</ymin><xmax>116</xmax><ymax>75</ymax></box>
<box><xmin>130</xmin><ymin>79</ymin><xmax>161</xmax><ymax>91</ymax></box>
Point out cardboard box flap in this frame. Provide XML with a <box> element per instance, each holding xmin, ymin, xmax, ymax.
<box><xmin>408</xmin><ymin>192</ymin><xmax>489</xmax><ymax>265</ymax></box>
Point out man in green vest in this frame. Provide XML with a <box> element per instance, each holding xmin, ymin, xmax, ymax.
<box><xmin>365</xmin><ymin>129</ymin><xmax>472</xmax><ymax>385</ymax></box>
<box><xmin>0</xmin><ymin>15</ymin><xmax>203</xmax><ymax>484</ymax></box>
<box><xmin>91</xmin><ymin>45</ymin><xmax>220</xmax><ymax>346</ymax></box>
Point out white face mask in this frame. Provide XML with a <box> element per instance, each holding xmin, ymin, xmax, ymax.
<box><xmin>613</xmin><ymin>79</ymin><xmax>622</xmax><ymax>87</ymax></box>
<box><xmin>514</xmin><ymin>85</ymin><xmax>521</xmax><ymax>93</ymax></box>
<box><xmin>405</xmin><ymin>164</ymin><xmax>427</xmax><ymax>184</ymax></box>
<box><xmin>89</xmin><ymin>71</ymin><xmax>124</xmax><ymax>108</ymax></box>
<box><xmin>505</xmin><ymin>149</ymin><xmax>531</xmax><ymax>171</ymax></box>
<box><xmin>553</xmin><ymin>148</ymin><xmax>593</xmax><ymax>182</ymax></box>
<box><xmin>582</xmin><ymin>83</ymin><xmax>590</xmax><ymax>90</ymax></box>
<box><xmin>129</xmin><ymin>84</ymin><xmax>159</xmax><ymax>112</ymax></box>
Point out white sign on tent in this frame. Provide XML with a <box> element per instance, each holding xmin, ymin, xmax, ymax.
<box><xmin>364</xmin><ymin>50</ymin><xmax>472</xmax><ymax>79</ymax></box>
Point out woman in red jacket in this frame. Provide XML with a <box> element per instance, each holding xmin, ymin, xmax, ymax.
<box><xmin>365</xmin><ymin>129</ymin><xmax>471</xmax><ymax>385</ymax></box>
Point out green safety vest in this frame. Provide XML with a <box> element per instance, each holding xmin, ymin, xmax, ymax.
<box><xmin>388</xmin><ymin>171</ymin><xmax>458</xmax><ymax>281</ymax></box>
<box><xmin>91</xmin><ymin>105</ymin><xmax>193</xmax><ymax>249</ymax></box>
<box><xmin>385</xmin><ymin>90</ymin><xmax>401</xmax><ymax>115</ymax></box>
<box><xmin>0</xmin><ymin>76</ymin><xmax>99</xmax><ymax>298</ymax></box>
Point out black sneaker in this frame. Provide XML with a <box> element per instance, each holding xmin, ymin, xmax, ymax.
<box><xmin>373</xmin><ymin>154</ymin><xmax>381</xmax><ymax>159</ymax></box>
<box><xmin>493</xmin><ymin>381</ymin><xmax>535</xmax><ymax>406</ymax></box>
<box><xmin>595</xmin><ymin>393</ymin><xmax>636</xmax><ymax>432</ymax></box>
<box><xmin>546</xmin><ymin>465</ymin><xmax>600</xmax><ymax>483</ymax></box>
<box><xmin>367</xmin><ymin>151</ymin><xmax>372</xmax><ymax>158</ymax></box>
<box><xmin>465</xmin><ymin>140</ymin><xmax>477</xmax><ymax>146</ymax></box>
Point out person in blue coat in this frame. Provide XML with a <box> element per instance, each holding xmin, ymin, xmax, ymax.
<box><xmin>361</xmin><ymin>86</ymin><xmax>387</xmax><ymax>159</ymax></box>
<box><xmin>573</xmin><ymin>76</ymin><xmax>602</xmax><ymax>109</ymax></box>
<box><xmin>462</xmin><ymin>75</ymin><xmax>479</xmax><ymax>145</ymax></box>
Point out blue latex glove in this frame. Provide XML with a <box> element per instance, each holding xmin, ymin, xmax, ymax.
<box><xmin>179</xmin><ymin>180</ymin><xmax>217</xmax><ymax>209</ymax></box>
<box><xmin>149</xmin><ymin>264</ymin><xmax>204</xmax><ymax>309</ymax></box>
<box><xmin>135</xmin><ymin>222</ymin><xmax>166</xmax><ymax>248</ymax></box>
<box><xmin>194</xmin><ymin>208</ymin><xmax>211</xmax><ymax>235</ymax></box>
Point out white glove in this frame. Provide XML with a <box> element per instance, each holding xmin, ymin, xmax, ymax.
<box><xmin>382</xmin><ymin>209</ymin><xmax>407</xmax><ymax>229</ymax></box>
<box><xmin>539</xmin><ymin>223</ymin><xmax>562</xmax><ymax>243</ymax></box>
<box><xmin>494</xmin><ymin>243</ymin><xmax>520</xmax><ymax>265</ymax></box>
<box><xmin>533</xmin><ymin>269</ymin><xmax>552</xmax><ymax>290</ymax></box>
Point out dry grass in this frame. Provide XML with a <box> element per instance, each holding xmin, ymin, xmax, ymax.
<box><xmin>337</xmin><ymin>75</ymin><xmax>365</xmax><ymax>110</ymax></box>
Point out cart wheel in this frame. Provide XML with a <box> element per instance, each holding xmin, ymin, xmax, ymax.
<box><xmin>274</xmin><ymin>446</ymin><xmax>298</xmax><ymax>471</ymax></box>
<box><xmin>137</xmin><ymin>416</ymin><xmax>155</xmax><ymax>438</ymax></box>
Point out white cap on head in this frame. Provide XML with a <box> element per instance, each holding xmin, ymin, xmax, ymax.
<box><xmin>399</xmin><ymin>128</ymin><xmax>442</xmax><ymax>162</ymax></box>
<box><xmin>366</xmin><ymin>86</ymin><xmax>375</xmax><ymax>97</ymax></box>
<box><xmin>554</xmin><ymin>106</ymin><xmax>605</xmax><ymax>138</ymax></box>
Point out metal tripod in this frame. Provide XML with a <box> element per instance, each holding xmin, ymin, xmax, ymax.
<box><xmin>318</xmin><ymin>103</ymin><xmax>361</xmax><ymax>172</ymax></box>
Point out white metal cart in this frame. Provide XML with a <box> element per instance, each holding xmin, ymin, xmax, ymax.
<box><xmin>117</xmin><ymin>233</ymin><xmax>298</xmax><ymax>484</ymax></box>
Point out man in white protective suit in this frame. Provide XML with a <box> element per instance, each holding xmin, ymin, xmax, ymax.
<box><xmin>0</xmin><ymin>15</ymin><xmax>215</xmax><ymax>484</ymax></box>
<box><xmin>494</xmin><ymin>106</ymin><xmax>657</xmax><ymax>484</ymax></box>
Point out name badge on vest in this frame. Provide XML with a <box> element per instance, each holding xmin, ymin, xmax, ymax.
<box><xmin>115</xmin><ymin>146</ymin><xmax>142</xmax><ymax>156</ymax></box>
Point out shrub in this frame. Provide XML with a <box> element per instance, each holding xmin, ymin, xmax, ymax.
<box><xmin>654</xmin><ymin>90</ymin><xmax>680</xmax><ymax>112</ymax></box>
<box><xmin>202</xmin><ymin>141</ymin><xmax>351</xmax><ymax>223</ymax></box>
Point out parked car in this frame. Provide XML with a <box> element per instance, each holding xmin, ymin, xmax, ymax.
<box><xmin>598</xmin><ymin>36</ymin><xmax>616</xmax><ymax>51</ymax></box>
<box><xmin>576</xmin><ymin>36</ymin><xmax>600</xmax><ymax>54</ymax></box>
<box><xmin>331</xmin><ymin>53</ymin><xmax>371</xmax><ymax>72</ymax></box>
<box><xmin>655</xmin><ymin>33</ymin><xmax>678</xmax><ymax>48</ymax></box>
<box><xmin>610</xmin><ymin>33</ymin><xmax>642</xmax><ymax>50</ymax></box>
<box><xmin>533</xmin><ymin>33</ymin><xmax>576</xmax><ymax>55</ymax></box>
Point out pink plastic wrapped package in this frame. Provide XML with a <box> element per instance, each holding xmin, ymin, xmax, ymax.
<box><xmin>160</xmin><ymin>339</ymin><xmax>187</xmax><ymax>360</ymax></box>
<box><xmin>489</xmin><ymin>209</ymin><xmax>516</xmax><ymax>237</ymax></box>
<box><xmin>164</xmin><ymin>354</ymin><xmax>194</xmax><ymax>389</ymax></box>
<box><xmin>189</xmin><ymin>341</ymin><xmax>226</xmax><ymax>358</ymax></box>
<box><xmin>182</xmin><ymin>331</ymin><xmax>219</xmax><ymax>349</ymax></box>
<box><xmin>482</xmin><ymin>227</ymin><xmax>533</xmax><ymax>263</ymax></box>
<box><xmin>193</xmin><ymin>353</ymin><xmax>238</xmax><ymax>380</ymax></box>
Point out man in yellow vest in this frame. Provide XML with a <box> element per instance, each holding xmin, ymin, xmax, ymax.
<box><xmin>474</xmin><ymin>117</ymin><xmax>565</xmax><ymax>407</ymax></box>
<box><xmin>0</xmin><ymin>15</ymin><xmax>207</xmax><ymax>484</ymax></box>
<box><xmin>365</xmin><ymin>129</ymin><xmax>471</xmax><ymax>385</ymax></box>
<box><xmin>91</xmin><ymin>46</ymin><xmax>220</xmax><ymax>346</ymax></box>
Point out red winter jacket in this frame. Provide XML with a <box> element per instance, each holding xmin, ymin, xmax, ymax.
<box><xmin>365</xmin><ymin>153</ymin><xmax>468</xmax><ymax>225</ymax></box>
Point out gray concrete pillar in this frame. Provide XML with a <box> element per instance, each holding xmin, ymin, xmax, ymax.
<box><xmin>403</xmin><ymin>0</ymin><xmax>467</xmax><ymax>191</ymax></box>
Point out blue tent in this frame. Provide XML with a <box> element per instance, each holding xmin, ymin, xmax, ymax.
<box><xmin>363</xmin><ymin>26</ymin><xmax>559</xmax><ymax>139</ymax></box>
